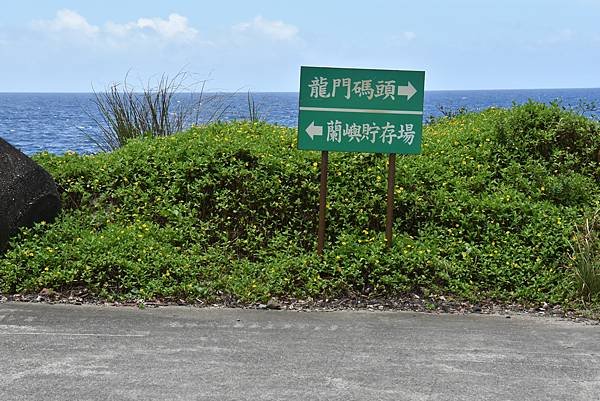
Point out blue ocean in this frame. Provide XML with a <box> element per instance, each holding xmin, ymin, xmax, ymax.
<box><xmin>1</xmin><ymin>89</ymin><xmax>599</xmax><ymax>155</ymax></box>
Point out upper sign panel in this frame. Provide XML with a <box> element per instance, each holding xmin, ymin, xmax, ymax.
<box><xmin>298</xmin><ymin>66</ymin><xmax>425</xmax><ymax>154</ymax></box>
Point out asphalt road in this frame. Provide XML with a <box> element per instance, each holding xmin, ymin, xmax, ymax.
<box><xmin>0</xmin><ymin>302</ymin><xmax>598</xmax><ymax>400</ymax></box>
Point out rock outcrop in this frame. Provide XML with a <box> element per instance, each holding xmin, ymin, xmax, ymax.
<box><xmin>0</xmin><ymin>138</ymin><xmax>61</xmax><ymax>250</ymax></box>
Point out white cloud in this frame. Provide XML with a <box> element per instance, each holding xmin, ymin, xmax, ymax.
<box><xmin>31</xmin><ymin>9</ymin><xmax>99</xmax><ymax>37</ymax></box>
<box><xmin>540</xmin><ymin>28</ymin><xmax>575</xmax><ymax>45</ymax></box>
<box><xmin>555</xmin><ymin>28</ymin><xmax>575</xmax><ymax>41</ymax></box>
<box><xmin>402</xmin><ymin>31</ymin><xmax>417</xmax><ymax>41</ymax></box>
<box><xmin>105</xmin><ymin>13</ymin><xmax>198</xmax><ymax>42</ymax></box>
<box><xmin>30</xmin><ymin>10</ymin><xmax>298</xmax><ymax>49</ymax></box>
<box><xmin>233</xmin><ymin>16</ymin><xmax>299</xmax><ymax>41</ymax></box>
<box><xmin>387</xmin><ymin>31</ymin><xmax>416</xmax><ymax>47</ymax></box>
<box><xmin>31</xmin><ymin>10</ymin><xmax>199</xmax><ymax>44</ymax></box>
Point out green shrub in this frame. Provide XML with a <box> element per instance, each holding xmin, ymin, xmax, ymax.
<box><xmin>494</xmin><ymin>101</ymin><xmax>600</xmax><ymax>179</ymax></box>
<box><xmin>1</xmin><ymin>103</ymin><xmax>599</xmax><ymax>308</ymax></box>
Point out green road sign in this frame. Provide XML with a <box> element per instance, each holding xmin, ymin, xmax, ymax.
<box><xmin>298</xmin><ymin>66</ymin><xmax>425</xmax><ymax>154</ymax></box>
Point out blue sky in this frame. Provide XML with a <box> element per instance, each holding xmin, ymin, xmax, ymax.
<box><xmin>1</xmin><ymin>0</ymin><xmax>599</xmax><ymax>92</ymax></box>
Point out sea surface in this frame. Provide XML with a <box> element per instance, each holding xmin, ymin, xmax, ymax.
<box><xmin>1</xmin><ymin>89</ymin><xmax>599</xmax><ymax>155</ymax></box>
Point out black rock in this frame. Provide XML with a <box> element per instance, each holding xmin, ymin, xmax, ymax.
<box><xmin>0</xmin><ymin>137</ymin><xmax>61</xmax><ymax>250</ymax></box>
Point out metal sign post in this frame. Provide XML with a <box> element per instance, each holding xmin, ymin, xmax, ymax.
<box><xmin>317</xmin><ymin>151</ymin><xmax>328</xmax><ymax>256</ymax></box>
<box><xmin>298</xmin><ymin>66</ymin><xmax>425</xmax><ymax>253</ymax></box>
<box><xmin>386</xmin><ymin>153</ymin><xmax>396</xmax><ymax>249</ymax></box>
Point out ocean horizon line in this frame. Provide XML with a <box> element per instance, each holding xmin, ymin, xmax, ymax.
<box><xmin>1</xmin><ymin>87</ymin><xmax>600</xmax><ymax>95</ymax></box>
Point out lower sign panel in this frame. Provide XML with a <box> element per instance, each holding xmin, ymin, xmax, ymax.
<box><xmin>298</xmin><ymin>110</ymin><xmax>422</xmax><ymax>154</ymax></box>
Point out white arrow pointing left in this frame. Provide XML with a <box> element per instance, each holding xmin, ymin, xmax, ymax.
<box><xmin>305</xmin><ymin>121</ymin><xmax>323</xmax><ymax>140</ymax></box>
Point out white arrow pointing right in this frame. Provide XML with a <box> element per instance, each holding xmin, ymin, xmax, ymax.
<box><xmin>397</xmin><ymin>81</ymin><xmax>417</xmax><ymax>101</ymax></box>
<box><xmin>305</xmin><ymin>121</ymin><xmax>323</xmax><ymax>140</ymax></box>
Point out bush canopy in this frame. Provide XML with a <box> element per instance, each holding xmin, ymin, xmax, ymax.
<box><xmin>1</xmin><ymin>101</ymin><xmax>599</xmax><ymax>306</ymax></box>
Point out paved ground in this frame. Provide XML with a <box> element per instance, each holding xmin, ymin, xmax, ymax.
<box><xmin>0</xmin><ymin>303</ymin><xmax>598</xmax><ymax>401</ymax></box>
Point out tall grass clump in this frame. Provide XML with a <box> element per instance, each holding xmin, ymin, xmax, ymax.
<box><xmin>246</xmin><ymin>91</ymin><xmax>262</xmax><ymax>123</ymax></box>
<box><xmin>571</xmin><ymin>212</ymin><xmax>600</xmax><ymax>301</ymax></box>
<box><xmin>89</xmin><ymin>72</ymin><xmax>225</xmax><ymax>152</ymax></box>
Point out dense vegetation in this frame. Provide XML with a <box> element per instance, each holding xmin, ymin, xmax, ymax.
<box><xmin>1</xmin><ymin>102</ymin><xmax>599</xmax><ymax>307</ymax></box>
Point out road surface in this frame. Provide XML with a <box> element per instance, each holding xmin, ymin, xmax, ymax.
<box><xmin>0</xmin><ymin>302</ymin><xmax>598</xmax><ymax>400</ymax></box>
